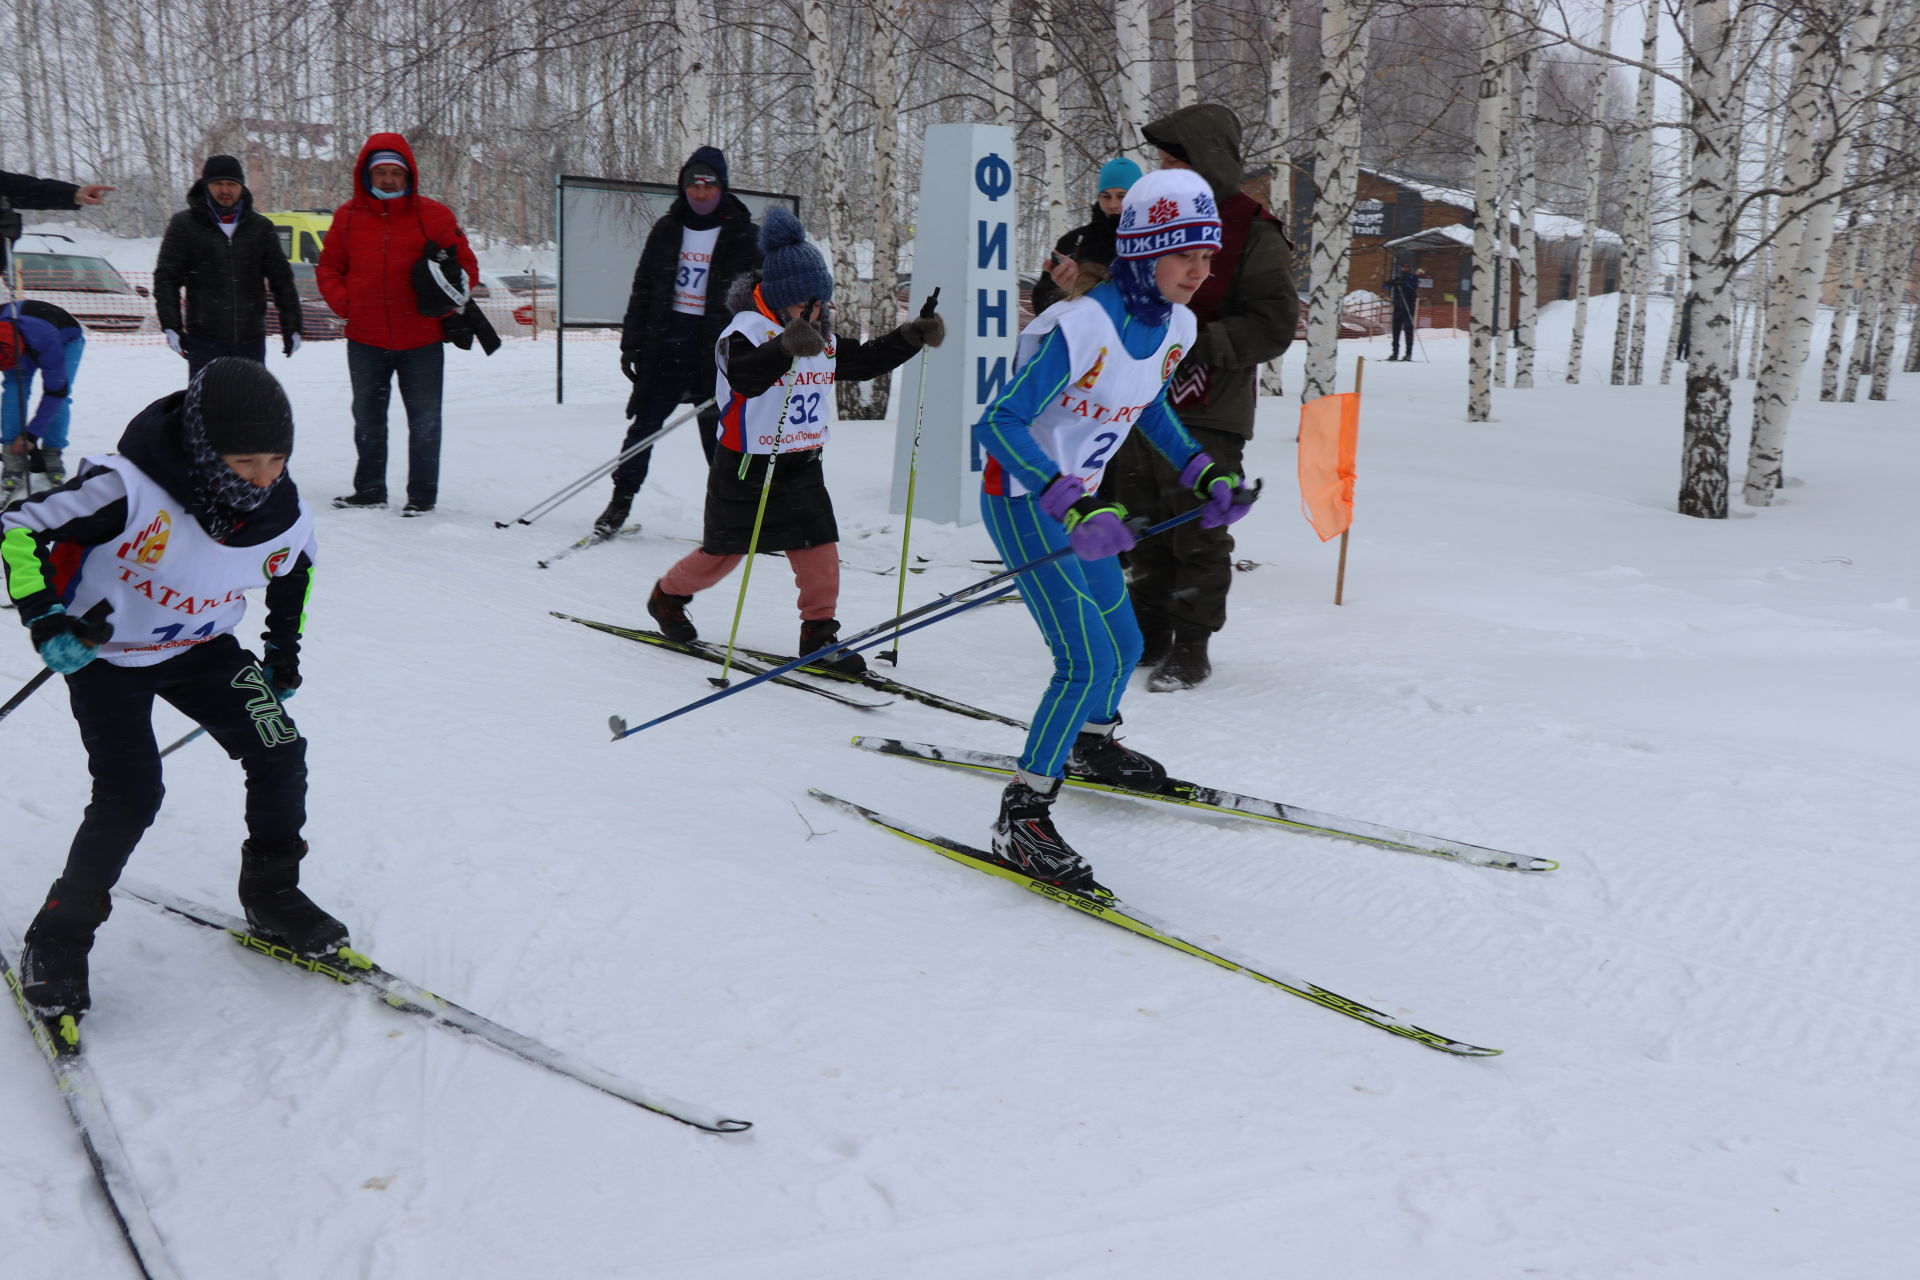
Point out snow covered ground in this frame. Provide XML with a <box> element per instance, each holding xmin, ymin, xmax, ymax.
<box><xmin>4</xmin><ymin>296</ymin><xmax>1915</xmax><ymax>1279</ymax></box>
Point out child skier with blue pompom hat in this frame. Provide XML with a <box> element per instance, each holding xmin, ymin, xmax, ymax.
<box><xmin>645</xmin><ymin>208</ymin><xmax>943</xmax><ymax>673</ymax></box>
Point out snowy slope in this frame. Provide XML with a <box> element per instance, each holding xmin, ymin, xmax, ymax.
<box><xmin>4</xmin><ymin>298</ymin><xmax>1916</xmax><ymax>1279</ymax></box>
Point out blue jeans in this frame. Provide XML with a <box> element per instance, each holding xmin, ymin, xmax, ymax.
<box><xmin>347</xmin><ymin>340</ymin><xmax>444</xmax><ymax>505</ymax></box>
<box><xmin>185</xmin><ymin>336</ymin><xmax>266</xmax><ymax>377</ymax></box>
<box><xmin>2</xmin><ymin>334</ymin><xmax>85</xmax><ymax>448</ymax></box>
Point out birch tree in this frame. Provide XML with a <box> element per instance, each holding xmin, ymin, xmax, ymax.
<box><xmin>1612</xmin><ymin>0</ymin><xmax>1659</xmax><ymax>387</ymax></box>
<box><xmin>1511</xmin><ymin>6</ymin><xmax>1541</xmax><ymax>389</ymax></box>
<box><xmin>1468</xmin><ymin>0</ymin><xmax>1508</xmax><ymax>421</ymax></box>
<box><xmin>1260</xmin><ymin>0</ymin><xmax>1294</xmax><ymax>397</ymax></box>
<box><xmin>1566</xmin><ymin>0</ymin><xmax>1615</xmax><ymax>384</ymax></box>
<box><xmin>1303</xmin><ymin>0</ymin><xmax>1372</xmax><ymax>402</ymax></box>
<box><xmin>1033</xmin><ymin>0</ymin><xmax>1069</xmax><ymax>247</ymax></box>
<box><xmin>1745</xmin><ymin>0</ymin><xmax>1890</xmax><ymax>507</ymax></box>
<box><xmin>1174</xmin><ymin>0</ymin><xmax>1197</xmax><ymax>107</ymax></box>
<box><xmin>1116</xmin><ymin>0</ymin><xmax>1153</xmax><ymax>155</ymax></box>
<box><xmin>1676</xmin><ymin>0</ymin><xmax>1739</xmax><ymax>520</ymax></box>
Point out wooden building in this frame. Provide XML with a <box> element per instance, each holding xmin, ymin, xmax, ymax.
<box><xmin>1283</xmin><ymin>165</ymin><xmax>1623</xmax><ymax>327</ymax></box>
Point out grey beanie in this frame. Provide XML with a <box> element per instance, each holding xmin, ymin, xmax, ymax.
<box><xmin>756</xmin><ymin>207</ymin><xmax>833</xmax><ymax>313</ymax></box>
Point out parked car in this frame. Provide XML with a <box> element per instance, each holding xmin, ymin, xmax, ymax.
<box><xmin>9</xmin><ymin>235</ymin><xmax>159</xmax><ymax>335</ymax></box>
<box><xmin>475</xmin><ymin>271</ymin><xmax>554</xmax><ymax>332</ymax></box>
<box><xmin>263</xmin><ymin>262</ymin><xmax>345</xmax><ymax>340</ymax></box>
<box><xmin>493</xmin><ymin>271</ymin><xmax>556</xmax><ymax>296</ymax></box>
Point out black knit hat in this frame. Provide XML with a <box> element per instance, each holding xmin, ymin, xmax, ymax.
<box><xmin>191</xmin><ymin>358</ymin><xmax>294</xmax><ymax>455</ymax></box>
<box><xmin>200</xmin><ymin>154</ymin><xmax>246</xmax><ymax>185</ymax></box>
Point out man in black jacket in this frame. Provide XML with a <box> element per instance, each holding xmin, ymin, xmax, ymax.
<box><xmin>153</xmin><ymin>155</ymin><xmax>302</xmax><ymax>375</ymax></box>
<box><xmin>597</xmin><ymin>147</ymin><xmax>761</xmax><ymax>537</ymax></box>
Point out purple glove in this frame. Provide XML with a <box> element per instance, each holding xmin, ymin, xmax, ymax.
<box><xmin>1065</xmin><ymin>507</ymin><xmax>1136</xmax><ymax>560</ymax></box>
<box><xmin>1037</xmin><ymin>473</ymin><xmax>1088</xmax><ymax>523</ymax></box>
<box><xmin>1179</xmin><ymin>452</ymin><xmax>1254</xmax><ymax>529</ymax></box>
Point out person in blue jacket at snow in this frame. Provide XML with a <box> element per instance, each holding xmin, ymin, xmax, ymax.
<box><xmin>1</xmin><ymin>298</ymin><xmax>84</xmax><ymax>494</ymax></box>
<box><xmin>972</xmin><ymin>168</ymin><xmax>1257</xmax><ymax>900</ymax></box>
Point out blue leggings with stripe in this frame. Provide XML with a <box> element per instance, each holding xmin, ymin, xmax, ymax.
<box><xmin>982</xmin><ymin>491</ymin><xmax>1141</xmax><ymax>779</ymax></box>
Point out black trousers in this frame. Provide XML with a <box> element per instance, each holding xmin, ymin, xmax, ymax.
<box><xmin>614</xmin><ymin>313</ymin><xmax>721</xmax><ymax>491</ymax></box>
<box><xmin>57</xmin><ymin>635</ymin><xmax>305</xmax><ymax>895</ymax></box>
<box><xmin>1390</xmin><ymin>303</ymin><xmax>1415</xmax><ymax>355</ymax></box>
<box><xmin>1103</xmin><ymin>425</ymin><xmax>1247</xmax><ymax>635</ymax></box>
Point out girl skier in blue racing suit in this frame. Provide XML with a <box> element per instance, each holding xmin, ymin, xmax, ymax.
<box><xmin>972</xmin><ymin>168</ymin><xmax>1257</xmax><ymax>900</ymax></box>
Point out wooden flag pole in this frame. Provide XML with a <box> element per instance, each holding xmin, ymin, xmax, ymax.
<box><xmin>1334</xmin><ymin>356</ymin><xmax>1363</xmax><ymax>605</ymax></box>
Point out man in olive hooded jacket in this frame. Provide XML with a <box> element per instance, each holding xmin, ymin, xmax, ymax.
<box><xmin>1104</xmin><ymin>104</ymin><xmax>1297</xmax><ymax>691</ymax></box>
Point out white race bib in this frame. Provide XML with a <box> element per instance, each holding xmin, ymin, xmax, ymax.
<box><xmin>64</xmin><ymin>456</ymin><xmax>315</xmax><ymax>668</ymax></box>
<box><xmin>671</xmin><ymin>226</ymin><xmax>722</xmax><ymax>315</ymax></box>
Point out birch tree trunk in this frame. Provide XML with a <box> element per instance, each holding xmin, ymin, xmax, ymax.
<box><xmin>802</xmin><ymin>0</ymin><xmax>849</xmax><ymax>333</ymax></box>
<box><xmin>1511</xmin><ymin>8</ymin><xmax>1540</xmax><ymax>388</ymax></box>
<box><xmin>1743</xmin><ymin>0</ymin><xmax>1888</xmax><ymax>506</ymax></box>
<box><xmin>1566</xmin><ymin>0</ymin><xmax>1615</xmax><ymax>385</ymax></box>
<box><xmin>678</xmin><ymin>0</ymin><xmax>711</xmax><ymax>157</ymax></box>
<box><xmin>1819</xmin><ymin>209</ymin><xmax>1863</xmax><ymax>401</ymax></box>
<box><xmin>1659</xmin><ymin>139</ymin><xmax>1691</xmax><ymax>383</ymax></box>
<box><xmin>992</xmin><ymin>0</ymin><xmax>1016</xmax><ymax>129</ymax></box>
<box><xmin>1174</xmin><ymin>0</ymin><xmax>1197</xmax><ymax>107</ymax></box>
<box><xmin>1613</xmin><ymin>0</ymin><xmax>1658</xmax><ymax>386</ymax></box>
<box><xmin>1261</xmin><ymin>0</ymin><xmax>1293</xmax><ymax>397</ymax></box>
<box><xmin>1677</xmin><ymin>0</ymin><xmax>1737</xmax><ymax>519</ymax></box>
<box><xmin>867</xmin><ymin>0</ymin><xmax>904</xmax><ymax>419</ymax></box>
<box><xmin>1868</xmin><ymin>153</ymin><xmax>1915</xmax><ymax>398</ymax></box>
<box><xmin>1116</xmin><ymin>0</ymin><xmax>1153</xmax><ymax>155</ymax></box>
<box><xmin>1034</xmin><ymin>0</ymin><xmax>1068</xmax><ymax>247</ymax></box>
<box><xmin>1468</xmin><ymin>0</ymin><xmax>1507</xmax><ymax>421</ymax></box>
<box><xmin>1303</xmin><ymin>0</ymin><xmax>1372</xmax><ymax>402</ymax></box>
<box><xmin>1746</xmin><ymin>23</ymin><xmax>1829</xmax><ymax>498</ymax></box>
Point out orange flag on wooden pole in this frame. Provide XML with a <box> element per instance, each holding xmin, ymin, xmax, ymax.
<box><xmin>1297</xmin><ymin>391</ymin><xmax>1360</xmax><ymax>541</ymax></box>
<box><xmin>1298</xmin><ymin>360</ymin><xmax>1364</xmax><ymax>604</ymax></box>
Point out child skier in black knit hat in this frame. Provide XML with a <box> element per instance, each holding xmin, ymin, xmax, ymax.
<box><xmin>2</xmin><ymin>358</ymin><xmax>348</xmax><ymax>1027</ymax></box>
<box><xmin>646</xmin><ymin>207</ymin><xmax>943</xmax><ymax>672</ymax></box>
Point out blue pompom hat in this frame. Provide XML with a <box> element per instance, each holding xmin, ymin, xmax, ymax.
<box><xmin>1113</xmin><ymin>169</ymin><xmax>1223</xmax><ymax>260</ymax></box>
<box><xmin>757</xmin><ymin>207</ymin><xmax>834</xmax><ymax>312</ymax></box>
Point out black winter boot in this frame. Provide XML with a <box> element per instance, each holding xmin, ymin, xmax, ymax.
<box><xmin>594</xmin><ymin>488</ymin><xmax>637</xmax><ymax>539</ymax></box>
<box><xmin>798</xmin><ymin>618</ymin><xmax>866</xmax><ymax>676</ymax></box>
<box><xmin>238</xmin><ymin>839</ymin><xmax>351</xmax><ymax>957</ymax></box>
<box><xmin>1148</xmin><ymin>628</ymin><xmax>1212</xmax><ymax>692</ymax></box>
<box><xmin>648</xmin><ymin>581</ymin><xmax>697</xmax><ymax>643</ymax></box>
<box><xmin>1135</xmin><ymin>608</ymin><xmax>1173</xmax><ymax>669</ymax></box>
<box><xmin>1066</xmin><ymin>719</ymin><xmax>1168</xmax><ymax>790</ymax></box>
<box><xmin>20</xmin><ymin>881</ymin><xmax>113</xmax><ymax>1014</ymax></box>
<box><xmin>990</xmin><ymin>773</ymin><xmax>1112</xmax><ymax>900</ymax></box>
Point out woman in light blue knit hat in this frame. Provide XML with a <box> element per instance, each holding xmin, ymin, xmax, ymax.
<box><xmin>1029</xmin><ymin>156</ymin><xmax>1143</xmax><ymax>315</ymax></box>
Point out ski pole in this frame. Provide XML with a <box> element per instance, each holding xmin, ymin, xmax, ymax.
<box><xmin>611</xmin><ymin>502</ymin><xmax>1236</xmax><ymax>742</ymax></box>
<box><xmin>495</xmin><ymin>398</ymin><xmax>716</xmax><ymax>529</ymax></box>
<box><xmin>157</xmin><ymin>725</ymin><xmax>206</xmax><ymax>758</ymax></box>
<box><xmin>876</xmin><ymin>313</ymin><xmax>936</xmax><ymax>667</ymax></box>
<box><xmin>158</xmin><ymin>683</ymin><xmax>291</xmax><ymax>759</ymax></box>
<box><xmin>709</xmin><ymin>375</ymin><xmax>795</xmax><ymax>688</ymax></box>
<box><xmin>0</xmin><ymin>667</ymin><xmax>54</xmax><ymax>727</ymax></box>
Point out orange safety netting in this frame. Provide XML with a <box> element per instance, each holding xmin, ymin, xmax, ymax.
<box><xmin>1297</xmin><ymin>391</ymin><xmax>1359</xmax><ymax>542</ymax></box>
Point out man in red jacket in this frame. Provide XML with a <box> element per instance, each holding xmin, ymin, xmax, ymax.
<box><xmin>316</xmin><ymin>133</ymin><xmax>478</xmax><ymax>516</ymax></box>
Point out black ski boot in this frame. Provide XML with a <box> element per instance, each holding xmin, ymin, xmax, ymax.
<box><xmin>19</xmin><ymin>881</ymin><xmax>113</xmax><ymax>1015</ymax></box>
<box><xmin>237</xmin><ymin>839</ymin><xmax>351</xmax><ymax>958</ymax></box>
<box><xmin>648</xmin><ymin>581</ymin><xmax>697</xmax><ymax>643</ymax></box>
<box><xmin>991</xmin><ymin>773</ymin><xmax>1112</xmax><ymax>900</ymax></box>
<box><xmin>594</xmin><ymin>488</ymin><xmax>637</xmax><ymax>539</ymax></box>
<box><xmin>798</xmin><ymin>618</ymin><xmax>866</xmax><ymax>676</ymax></box>
<box><xmin>1066</xmin><ymin>718</ymin><xmax>1169</xmax><ymax>790</ymax></box>
<box><xmin>1147</xmin><ymin>628</ymin><xmax>1212</xmax><ymax>692</ymax></box>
